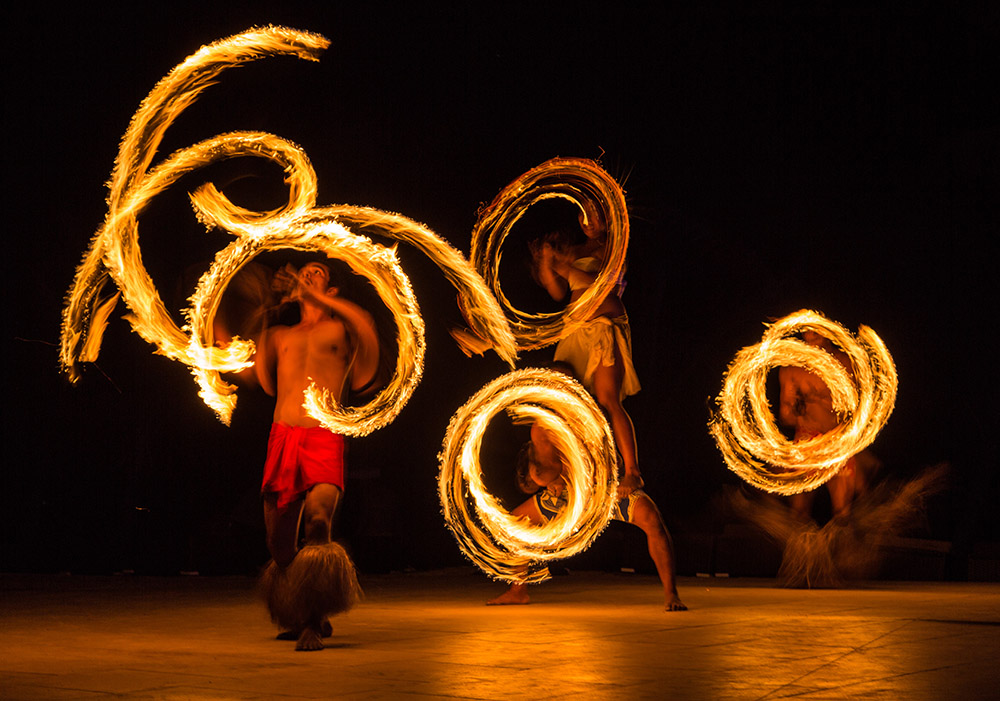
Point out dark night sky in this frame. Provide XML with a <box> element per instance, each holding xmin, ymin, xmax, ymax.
<box><xmin>4</xmin><ymin>3</ymin><xmax>996</xmax><ymax>575</ymax></box>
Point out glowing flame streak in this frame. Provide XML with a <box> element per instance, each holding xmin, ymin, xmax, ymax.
<box><xmin>438</xmin><ymin>368</ymin><xmax>618</xmax><ymax>582</ymax></box>
<box><xmin>471</xmin><ymin>158</ymin><xmax>629</xmax><ymax>350</ymax></box>
<box><xmin>710</xmin><ymin>309</ymin><xmax>898</xmax><ymax>494</ymax></box>
<box><xmin>325</xmin><ymin>206</ymin><xmax>518</xmax><ymax>366</ymax></box>
<box><xmin>60</xmin><ymin>27</ymin><xmax>623</xmax><ymax>578</ymax></box>
<box><xmin>61</xmin><ymin>27</ymin><xmax>329</xmax><ymax>383</ymax></box>
<box><xmin>187</xmin><ymin>212</ymin><xmax>424</xmax><ymax>435</ymax></box>
<box><xmin>59</xmin><ymin>27</ymin><xmax>511</xmax><ymax>431</ymax></box>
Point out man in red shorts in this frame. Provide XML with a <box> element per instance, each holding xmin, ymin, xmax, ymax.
<box><xmin>254</xmin><ymin>261</ymin><xmax>381</xmax><ymax>650</ymax></box>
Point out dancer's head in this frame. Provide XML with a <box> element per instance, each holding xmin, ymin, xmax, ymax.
<box><xmin>299</xmin><ymin>261</ymin><xmax>334</xmax><ymax>294</ymax></box>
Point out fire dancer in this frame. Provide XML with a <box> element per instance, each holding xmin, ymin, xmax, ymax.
<box><xmin>778</xmin><ymin>330</ymin><xmax>877</xmax><ymax>520</ymax></box>
<box><xmin>251</xmin><ymin>261</ymin><xmax>380</xmax><ymax>650</ymax></box>
<box><xmin>529</xmin><ymin>202</ymin><xmax>643</xmax><ymax>497</ymax></box>
<box><xmin>487</xmin><ymin>413</ymin><xmax>686</xmax><ymax>610</ymax></box>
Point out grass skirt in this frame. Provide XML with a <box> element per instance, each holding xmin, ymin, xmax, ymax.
<box><xmin>259</xmin><ymin>542</ymin><xmax>362</xmax><ymax>631</ymax></box>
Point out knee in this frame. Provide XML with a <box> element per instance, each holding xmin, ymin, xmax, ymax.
<box><xmin>303</xmin><ymin>513</ymin><xmax>332</xmax><ymax>544</ymax></box>
<box><xmin>631</xmin><ymin>500</ymin><xmax>666</xmax><ymax>538</ymax></box>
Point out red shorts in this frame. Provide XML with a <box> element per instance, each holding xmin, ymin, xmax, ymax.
<box><xmin>261</xmin><ymin>423</ymin><xmax>345</xmax><ymax>510</ymax></box>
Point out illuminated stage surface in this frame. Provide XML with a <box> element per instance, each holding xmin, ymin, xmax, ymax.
<box><xmin>2</xmin><ymin>569</ymin><xmax>998</xmax><ymax>700</ymax></box>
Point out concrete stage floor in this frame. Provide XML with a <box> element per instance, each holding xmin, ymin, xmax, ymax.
<box><xmin>2</xmin><ymin>569</ymin><xmax>999</xmax><ymax>700</ymax></box>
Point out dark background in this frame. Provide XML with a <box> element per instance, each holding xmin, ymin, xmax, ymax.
<box><xmin>4</xmin><ymin>3</ymin><xmax>996</xmax><ymax>577</ymax></box>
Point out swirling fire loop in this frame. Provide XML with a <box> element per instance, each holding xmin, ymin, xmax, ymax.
<box><xmin>439</xmin><ymin>368</ymin><xmax>618</xmax><ymax>582</ymax></box>
<box><xmin>710</xmin><ymin>309</ymin><xmax>897</xmax><ymax>494</ymax></box>
<box><xmin>470</xmin><ymin>157</ymin><xmax>629</xmax><ymax>351</ymax></box>
<box><xmin>61</xmin><ymin>27</ymin><xmax>622</xmax><ymax>578</ymax></box>
<box><xmin>59</xmin><ymin>26</ymin><xmax>515</xmax><ymax>433</ymax></box>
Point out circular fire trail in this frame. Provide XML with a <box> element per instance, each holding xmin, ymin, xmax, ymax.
<box><xmin>470</xmin><ymin>157</ymin><xmax>629</xmax><ymax>351</ymax></box>
<box><xmin>710</xmin><ymin>309</ymin><xmax>897</xmax><ymax>494</ymax></box>
<box><xmin>439</xmin><ymin>368</ymin><xmax>618</xmax><ymax>582</ymax></box>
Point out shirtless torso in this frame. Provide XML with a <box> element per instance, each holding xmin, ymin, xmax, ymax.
<box><xmin>258</xmin><ymin>263</ymin><xmax>379</xmax><ymax>426</ymax></box>
<box><xmin>778</xmin><ymin>331</ymin><xmax>865</xmax><ymax>519</ymax></box>
<box><xmin>268</xmin><ymin>317</ymin><xmax>352</xmax><ymax>426</ymax></box>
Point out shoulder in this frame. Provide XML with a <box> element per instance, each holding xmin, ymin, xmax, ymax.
<box><xmin>267</xmin><ymin>324</ymin><xmax>292</xmax><ymax>341</ymax></box>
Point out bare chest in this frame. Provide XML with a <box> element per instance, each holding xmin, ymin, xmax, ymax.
<box><xmin>276</xmin><ymin>319</ymin><xmax>350</xmax><ymax>365</ymax></box>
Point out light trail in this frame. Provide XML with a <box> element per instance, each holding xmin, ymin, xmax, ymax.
<box><xmin>62</xmin><ymin>27</ymin><xmax>329</xmax><ymax>384</ymax></box>
<box><xmin>61</xmin><ymin>27</ymin><xmax>624</xmax><ymax>579</ymax></box>
<box><xmin>470</xmin><ymin>157</ymin><xmax>629</xmax><ymax>351</ymax></box>
<box><xmin>710</xmin><ymin>309</ymin><xmax>897</xmax><ymax>494</ymax></box>
<box><xmin>60</xmin><ymin>27</ymin><xmax>514</xmax><ymax>431</ymax></box>
<box><xmin>439</xmin><ymin>368</ymin><xmax>618</xmax><ymax>583</ymax></box>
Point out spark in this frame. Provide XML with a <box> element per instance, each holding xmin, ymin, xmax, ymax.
<box><xmin>470</xmin><ymin>157</ymin><xmax>629</xmax><ymax>351</ymax></box>
<box><xmin>710</xmin><ymin>309</ymin><xmax>897</xmax><ymax>494</ymax></box>
<box><xmin>439</xmin><ymin>368</ymin><xmax>618</xmax><ymax>583</ymax></box>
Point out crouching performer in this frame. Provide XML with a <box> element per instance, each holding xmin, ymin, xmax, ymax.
<box><xmin>254</xmin><ymin>262</ymin><xmax>380</xmax><ymax>650</ymax></box>
<box><xmin>488</xmin><ymin>419</ymin><xmax>686</xmax><ymax>611</ymax></box>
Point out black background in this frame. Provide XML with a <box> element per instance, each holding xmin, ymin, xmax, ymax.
<box><xmin>4</xmin><ymin>3</ymin><xmax>996</xmax><ymax>576</ymax></box>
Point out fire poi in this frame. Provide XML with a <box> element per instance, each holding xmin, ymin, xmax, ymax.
<box><xmin>58</xmin><ymin>26</ymin><xmax>517</xmax><ymax>433</ymax></box>
<box><xmin>710</xmin><ymin>309</ymin><xmax>898</xmax><ymax>495</ymax></box>
<box><xmin>470</xmin><ymin>156</ymin><xmax>630</xmax><ymax>351</ymax></box>
<box><xmin>59</xmin><ymin>26</ymin><xmax>622</xmax><ymax>584</ymax></box>
<box><xmin>438</xmin><ymin>368</ymin><xmax>618</xmax><ymax>582</ymax></box>
<box><xmin>435</xmin><ymin>156</ymin><xmax>634</xmax><ymax>582</ymax></box>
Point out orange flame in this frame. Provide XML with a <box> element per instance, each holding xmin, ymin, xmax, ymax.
<box><xmin>60</xmin><ymin>27</ymin><xmax>516</xmax><ymax>431</ymax></box>
<box><xmin>439</xmin><ymin>368</ymin><xmax>618</xmax><ymax>582</ymax></box>
<box><xmin>60</xmin><ymin>27</ymin><xmax>621</xmax><ymax>580</ymax></box>
<box><xmin>710</xmin><ymin>309</ymin><xmax>897</xmax><ymax>494</ymax></box>
<box><xmin>470</xmin><ymin>157</ymin><xmax>629</xmax><ymax>351</ymax></box>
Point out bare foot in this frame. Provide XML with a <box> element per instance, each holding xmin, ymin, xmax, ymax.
<box><xmin>277</xmin><ymin>618</ymin><xmax>332</xmax><ymax>641</ymax></box>
<box><xmin>665</xmin><ymin>594</ymin><xmax>687</xmax><ymax>612</ymax></box>
<box><xmin>486</xmin><ymin>584</ymin><xmax>530</xmax><ymax>605</ymax></box>
<box><xmin>296</xmin><ymin>626</ymin><xmax>324</xmax><ymax>651</ymax></box>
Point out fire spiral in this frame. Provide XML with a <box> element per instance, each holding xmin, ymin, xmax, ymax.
<box><xmin>60</xmin><ymin>26</ymin><xmax>515</xmax><ymax>432</ymax></box>
<box><xmin>439</xmin><ymin>368</ymin><xmax>618</xmax><ymax>582</ymax></box>
<box><xmin>59</xmin><ymin>27</ymin><xmax>621</xmax><ymax>579</ymax></box>
<box><xmin>470</xmin><ymin>157</ymin><xmax>629</xmax><ymax>351</ymax></box>
<box><xmin>710</xmin><ymin>309</ymin><xmax>897</xmax><ymax>494</ymax></box>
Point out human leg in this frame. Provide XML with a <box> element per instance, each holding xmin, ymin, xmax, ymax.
<box><xmin>591</xmin><ymin>351</ymin><xmax>641</xmax><ymax>495</ymax></box>
<box><xmin>302</xmin><ymin>483</ymin><xmax>342</xmax><ymax>545</ymax></box>
<box><xmin>261</xmin><ymin>484</ymin><xmax>359</xmax><ymax>651</ymax></box>
<box><xmin>788</xmin><ymin>490</ymin><xmax>817</xmax><ymax>523</ymax></box>
<box><xmin>487</xmin><ymin>495</ymin><xmax>546</xmax><ymax>605</ymax></box>
<box><xmin>290</xmin><ymin>484</ymin><xmax>344</xmax><ymax>650</ymax></box>
<box><xmin>827</xmin><ymin>457</ymin><xmax>859</xmax><ymax>519</ymax></box>
<box><xmin>262</xmin><ymin>493</ymin><xmax>303</xmax><ymax>567</ymax></box>
<box><xmin>628</xmin><ymin>493</ymin><xmax>686</xmax><ymax>610</ymax></box>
